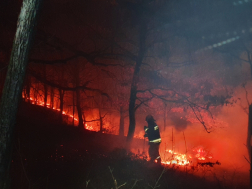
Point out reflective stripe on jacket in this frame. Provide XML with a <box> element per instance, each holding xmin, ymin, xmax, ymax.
<box><xmin>145</xmin><ymin>122</ymin><xmax>161</xmax><ymax>144</ymax></box>
<box><xmin>149</xmin><ymin>138</ymin><xmax>161</xmax><ymax>143</ymax></box>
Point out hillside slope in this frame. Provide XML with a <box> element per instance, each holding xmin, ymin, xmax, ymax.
<box><xmin>9</xmin><ymin>101</ymin><xmax>249</xmax><ymax>189</ymax></box>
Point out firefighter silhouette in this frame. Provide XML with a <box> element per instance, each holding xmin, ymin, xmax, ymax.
<box><xmin>144</xmin><ymin>115</ymin><xmax>161</xmax><ymax>164</ymax></box>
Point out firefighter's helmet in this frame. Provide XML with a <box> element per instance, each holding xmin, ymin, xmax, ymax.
<box><xmin>146</xmin><ymin>115</ymin><xmax>155</xmax><ymax>122</ymax></box>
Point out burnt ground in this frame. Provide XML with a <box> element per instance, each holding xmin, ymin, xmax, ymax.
<box><xmin>9</xmin><ymin>101</ymin><xmax>249</xmax><ymax>189</ymax></box>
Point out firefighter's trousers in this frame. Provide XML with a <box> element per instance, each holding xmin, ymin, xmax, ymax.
<box><xmin>149</xmin><ymin>142</ymin><xmax>161</xmax><ymax>163</ymax></box>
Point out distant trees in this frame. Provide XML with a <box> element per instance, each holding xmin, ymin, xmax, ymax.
<box><xmin>5</xmin><ymin>0</ymin><xmax>247</xmax><ymax>147</ymax></box>
<box><xmin>24</xmin><ymin>0</ymin><xmax>120</xmax><ymax>128</ymax></box>
<box><xmin>25</xmin><ymin>1</ymin><xmax>172</xmax><ymax>140</ymax></box>
<box><xmin>28</xmin><ymin>58</ymin><xmax>110</xmax><ymax>129</ymax></box>
<box><xmin>112</xmin><ymin>1</ymin><xmax>215</xmax><ymax>140</ymax></box>
<box><xmin>110</xmin><ymin>1</ymin><xmax>171</xmax><ymax>141</ymax></box>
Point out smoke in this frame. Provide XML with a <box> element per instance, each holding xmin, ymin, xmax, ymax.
<box><xmin>170</xmin><ymin>115</ymin><xmax>190</xmax><ymax>131</ymax></box>
<box><xmin>158</xmin><ymin>83</ymin><xmax>251</xmax><ymax>176</ymax></box>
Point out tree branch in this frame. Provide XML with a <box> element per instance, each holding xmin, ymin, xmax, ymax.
<box><xmin>28</xmin><ymin>71</ymin><xmax>110</xmax><ymax>99</ymax></box>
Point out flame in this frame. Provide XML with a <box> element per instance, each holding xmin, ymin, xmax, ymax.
<box><xmin>160</xmin><ymin>147</ymin><xmax>212</xmax><ymax>166</ymax></box>
<box><xmin>84</xmin><ymin>123</ymin><xmax>99</xmax><ymax>132</ymax></box>
<box><xmin>24</xmin><ymin>95</ymin><xmax>102</xmax><ymax>131</ymax></box>
<box><xmin>161</xmin><ymin>150</ymin><xmax>190</xmax><ymax>166</ymax></box>
<box><xmin>22</xmin><ymin>95</ymin><xmax>214</xmax><ymax>167</ymax></box>
<box><xmin>22</xmin><ymin>95</ymin><xmax>79</xmax><ymax>123</ymax></box>
<box><xmin>192</xmin><ymin>146</ymin><xmax>212</xmax><ymax>161</ymax></box>
<box><xmin>22</xmin><ymin>95</ymin><xmax>117</xmax><ymax>134</ymax></box>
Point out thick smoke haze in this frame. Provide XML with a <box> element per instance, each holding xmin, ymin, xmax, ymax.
<box><xmin>160</xmin><ymin>84</ymin><xmax>251</xmax><ymax>172</ymax></box>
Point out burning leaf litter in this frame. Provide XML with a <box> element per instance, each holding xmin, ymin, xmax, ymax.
<box><xmin>22</xmin><ymin>96</ymin><xmax>218</xmax><ymax>168</ymax></box>
<box><xmin>161</xmin><ymin>147</ymin><xmax>214</xmax><ymax>166</ymax></box>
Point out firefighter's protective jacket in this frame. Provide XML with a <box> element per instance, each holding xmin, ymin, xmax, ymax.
<box><xmin>144</xmin><ymin>123</ymin><xmax>161</xmax><ymax>144</ymax></box>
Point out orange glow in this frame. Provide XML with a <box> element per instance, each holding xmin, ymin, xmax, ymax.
<box><xmin>161</xmin><ymin>149</ymin><xmax>190</xmax><ymax>166</ymax></box>
<box><xmin>22</xmin><ymin>95</ymin><xmax>215</xmax><ymax>167</ymax></box>
<box><xmin>84</xmin><ymin>123</ymin><xmax>99</xmax><ymax>132</ymax></box>
<box><xmin>134</xmin><ymin>130</ymin><xmax>145</xmax><ymax>139</ymax></box>
<box><xmin>22</xmin><ymin>94</ymin><xmax>216</xmax><ymax>168</ymax></box>
<box><xmin>22</xmin><ymin>95</ymin><xmax>117</xmax><ymax>134</ymax></box>
<box><xmin>21</xmin><ymin>90</ymin><xmax>248</xmax><ymax>176</ymax></box>
<box><xmin>160</xmin><ymin>147</ymin><xmax>213</xmax><ymax>166</ymax></box>
<box><xmin>22</xmin><ymin>95</ymin><xmax>78</xmax><ymax>122</ymax></box>
<box><xmin>193</xmin><ymin>147</ymin><xmax>212</xmax><ymax>161</ymax></box>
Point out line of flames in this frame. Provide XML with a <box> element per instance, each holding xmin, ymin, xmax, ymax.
<box><xmin>161</xmin><ymin>148</ymin><xmax>213</xmax><ymax>166</ymax></box>
<box><xmin>23</xmin><ymin>96</ymin><xmax>94</xmax><ymax>128</ymax></box>
<box><xmin>23</xmin><ymin>96</ymin><xmax>131</xmax><ymax>133</ymax></box>
<box><xmin>23</xmin><ymin>96</ymin><xmax>213</xmax><ymax>166</ymax></box>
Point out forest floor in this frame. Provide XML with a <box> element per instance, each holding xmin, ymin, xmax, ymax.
<box><xmin>10</xmin><ymin>101</ymin><xmax>249</xmax><ymax>189</ymax></box>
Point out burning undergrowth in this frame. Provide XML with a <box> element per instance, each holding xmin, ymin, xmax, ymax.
<box><xmin>13</xmin><ymin>101</ymin><xmax>249</xmax><ymax>189</ymax></box>
<box><xmin>19</xmin><ymin>87</ymin><xmax>250</xmax><ymax>188</ymax></box>
<box><xmin>21</xmin><ymin>94</ymin><xmax>245</xmax><ymax>171</ymax></box>
<box><xmin>160</xmin><ymin>146</ymin><xmax>215</xmax><ymax>166</ymax></box>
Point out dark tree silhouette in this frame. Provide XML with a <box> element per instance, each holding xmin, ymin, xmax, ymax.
<box><xmin>0</xmin><ymin>0</ymin><xmax>42</xmax><ymax>188</ymax></box>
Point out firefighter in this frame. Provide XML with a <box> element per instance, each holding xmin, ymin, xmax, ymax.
<box><xmin>144</xmin><ymin>115</ymin><xmax>161</xmax><ymax>164</ymax></box>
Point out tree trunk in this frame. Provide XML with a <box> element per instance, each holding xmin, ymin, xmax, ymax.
<box><xmin>34</xmin><ymin>81</ymin><xmax>38</xmax><ymax>105</ymax></box>
<box><xmin>73</xmin><ymin>61</ymin><xmax>84</xmax><ymax>129</ymax></box>
<box><xmin>247</xmin><ymin>104</ymin><xmax>252</xmax><ymax>189</ymax></box>
<box><xmin>119</xmin><ymin>106</ymin><xmax>124</xmax><ymax>136</ymax></box>
<box><xmin>164</xmin><ymin>103</ymin><xmax>167</xmax><ymax>131</ymax></box>
<box><xmin>72</xmin><ymin>91</ymin><xmax>75</xmax><ymax>126</ymax></box>
<box><xmin>127</xmin><ymin>22</ymin><xmax>147</xmax><ymax>142</ymax></box>
<box><xmin>58</xmin><ymin>89</ymin><xmax>64</xmax><ymax>123</ymax></box>
<box><xmin>44</xmin><ymin>83</ymin><xmax>48</xmax><ymax>107</ymax></box>
<box><xmin>0</xmin><ymin>0</ymin><xmax>42</xmax><ymax>188</ymax></box>
<box><xmin>43</xmin><ymin>65</ymin><xmax>47</xmax><ymax>107</ymax></box>
<box><xmin>99</xmin><ymin>108</ymin><xmax>103</xmax><ymax>132</ymax></box>
<box><xmin>76</xmin><ymin>89</ymin><xmax>84</xmax><ymax>129</ymax></box>
<box><xmin>50</xmin><ymin>86</ymin><xmax>54</xmax><ymax>109</ymax></box>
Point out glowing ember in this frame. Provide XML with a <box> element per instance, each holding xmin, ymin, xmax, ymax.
<box><xmin>84</xmin><ymin>123</ymin><xmax>99</xmax><ymax>132</ymax></box>
<box><xmin>192</xmin><ymin>146</ymin><xmax>212</xmax><ymax>161</ymax></box>
<box><xmin>162</xmin><ymin>150</ymin><xmax>190</xmax><ymax>166</ymax></box>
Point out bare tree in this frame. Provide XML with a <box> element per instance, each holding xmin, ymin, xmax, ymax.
<box><xmin>0</xmin><ymin>0</ymin><xmax>42</xmax><ymax>188</ymax></box>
